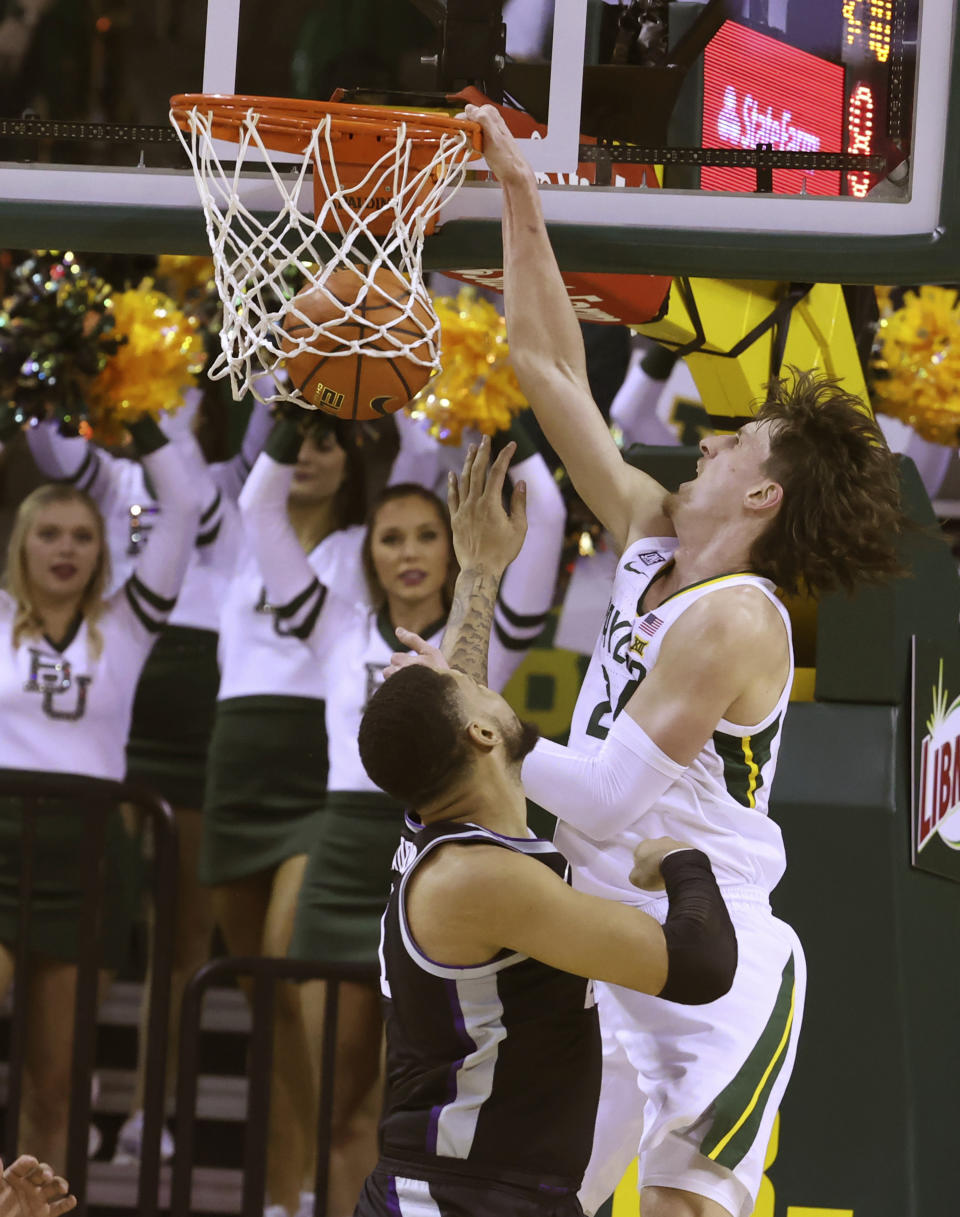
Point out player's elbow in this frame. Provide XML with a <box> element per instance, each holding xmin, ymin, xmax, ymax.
<box><xmin>510</xmin><ymin>349</ymin><xmax>585</xmax><ymax>402</ymax></box>
<box><xmin>658</xmin><ymin>922</ymin><xmax>739</xmax><ymax>1005</ymax></box>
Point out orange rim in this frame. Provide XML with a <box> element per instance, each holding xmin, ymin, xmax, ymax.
<box><xmin>170</xmin><ymin>94</ymin><xmax>483</xmax><ymax>161</ymax></box>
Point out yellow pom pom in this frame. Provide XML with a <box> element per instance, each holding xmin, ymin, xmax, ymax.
<box><xmin>407</xmin><ymin>288</ymin><xmax>527</xmax><ymax>445</ymax></box>
<box><xmin>87</xmin><ymin>281</ymin><xmax>205</xmax><ymax>445</ymax></box>
<box><xmin>871</xmin><ymin>286</ymin><xmax>960</xmax><ymax>446</ymax></box>
<box><xmin>155</xmin><ymin>256</ymin><xmax>217</xmax><ymax>307</ymax></box>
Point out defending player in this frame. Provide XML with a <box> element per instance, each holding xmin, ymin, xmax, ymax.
<box><xmin>405</xmin><ymin>105</ymin><xmax>908</xmax><ymax>1217</ymax></box>
<box><xmin>353</xmin><ymin>439</ymin><xmax>737</xmax><ymax>1217</ymax></box>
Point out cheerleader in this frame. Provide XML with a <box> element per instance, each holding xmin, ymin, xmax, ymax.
<box><xmin>238</xmin><ymin>412</ymin><xmax>566</xmax><ymax>1215</ymax></box>
<box><xmin>23</xmin><ymin>395</ymin><xmax>271</xmax><ymax>1162</ymax></box>
<box><xmin>0</xmin><ymin>414</ymin><xmax>201</xmax><ymax>1170</ymax></box>
<box><xmin>200</xmin><ymin>408</ymin><xmax>375</xmax><ymax>1217</ymax></box>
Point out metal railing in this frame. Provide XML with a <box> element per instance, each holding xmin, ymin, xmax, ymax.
<box><xmin>171</xmin><ymin>956</ymin><xmax>375</xmax><ymax>1217</ymax></box>
<box><xmin>0</xmin><ymin>772</ymin><xmax>178</xmax><ymax>1217</ymax></box>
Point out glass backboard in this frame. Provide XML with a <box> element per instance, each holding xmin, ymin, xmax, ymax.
<box><xmin>0</xmin><ymin>0</ymin><xmax>957</xmax><ymax>285</ymax></box>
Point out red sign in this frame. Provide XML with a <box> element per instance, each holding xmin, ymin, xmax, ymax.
<box><xmin>703</xmin><ymin>21</ymin><xmax>845</xmax><ymax>196</ymax></box>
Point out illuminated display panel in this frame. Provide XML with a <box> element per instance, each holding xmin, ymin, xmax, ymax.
<box><xmin>703</xmin><ymin>22</ymin><xmax>847</xmax><ymax>196</ymax></box>
<box><xmin>837</xmin><ymin>0</ymin><xmax>918</xmax><ymax>197</ymax></box>
<box><xmin>842</xmin><ymin>0</ymin><xmax>895</xmax><ymax>63</ymax></box>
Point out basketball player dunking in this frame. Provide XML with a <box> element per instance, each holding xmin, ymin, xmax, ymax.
<box><xmin>394</xmin><ymin>105</ymin><xmax>908</xmax><ymax>1217</ymax></box>
<box><xmin>353</xmin><ymin>441</ymin><xmax>739</xmax><ymax>1217</ymax></box>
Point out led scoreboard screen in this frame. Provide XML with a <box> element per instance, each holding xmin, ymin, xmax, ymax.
<box><xmin>701</xmin><ymin>1</ymin><xmax>919</xmax><ymax>199</ymax></box>
<box><xmin>704</xmin><ymin>23</ymin><xmax>846</xmax><ymax>195</ymax></box>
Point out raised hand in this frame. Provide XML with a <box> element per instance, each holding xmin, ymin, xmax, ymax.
<box><xmin>448</xmin><ymin>435</ymin><xmax>527</xmax><ymax>578</ymax></box>
<box><xmin>0</xmin><ymin>1157</ymin><xmax>76</xmax><ymax>1217</ymax></box>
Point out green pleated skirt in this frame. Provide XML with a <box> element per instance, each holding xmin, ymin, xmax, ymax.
<box><xmin>199</xmin><ymin>695</ymin><xmax>329</xmax><ymax>886</ymax></box>
<box><xmin>125</xmin><ymin>625</ymin><xmax>221</xmax><ymax>809</ymax></box>
<box><xmin>288</xmin><ymin>790</ymin><xmax>404</xmax><ymax>970</ymax></box>
<box><xmin>0</xmin><ymin>786</ymin><xmax>143</xmax><ymax>969</ymax></box>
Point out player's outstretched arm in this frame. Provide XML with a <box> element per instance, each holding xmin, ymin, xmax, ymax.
<box><xmin>406</xmin><ymin>839</ymin><xmax>737</xmax><ymax>1005</ymax></box>
<box><xmin>439</xmin><ymin>434</ymin><xmax>526</xmax><ymax>684</ymax></box>
<box><xmin>466</xmin><ymin>102</ymin><xmax>671</xmax><ymax>550</ymax></box>
<box><xmin>0</xmin><ymin>1156</ymin><xmax>76</xmax><ymax>1217</ymax></box>
<box><xmin>521</xmin><ymin>587</ymin><xmax>788</xmax><ymax>838</ymax></box>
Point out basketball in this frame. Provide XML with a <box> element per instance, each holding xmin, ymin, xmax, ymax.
<box><xmin>280</xmin><ymin>266</ymin><xmax>436</xmax><ymax>420</ymax></box>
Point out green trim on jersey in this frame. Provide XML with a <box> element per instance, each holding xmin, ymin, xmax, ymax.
<box><xmin>700</xmin><ymin>953</ymin><xmax>797</xmax><ymax>1170</ymax></box>
<box><xmin>712</xmin><ymin>714</ymin><xmax>781</xmax><ymax>809</ymax></box>
<box><xmin>637</xmin><ymin>563</ymin><xmax>754</xmax><ymax>616</ymax></box>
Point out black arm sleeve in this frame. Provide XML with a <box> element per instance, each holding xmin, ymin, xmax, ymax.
<box><xmin>658</xmin><ymin>849</ymin><xmax>738</xmax><ymax>1006</ymax></box>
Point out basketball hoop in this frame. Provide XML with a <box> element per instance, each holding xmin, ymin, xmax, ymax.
<box><xmin>169</xmin><ymin>94</ymin><xmax>482</xmax><ymax>408</ymax></box>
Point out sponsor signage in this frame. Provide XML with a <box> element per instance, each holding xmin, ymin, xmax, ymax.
<box><xmin>910</xmin><ymin>637</ymin><xmax>960</xmax><ymax>882</ymax></box>
<box><xmin>703</xmin><ymin>21</ymin><xmax>846</xmax><ymax>196</ymax></box>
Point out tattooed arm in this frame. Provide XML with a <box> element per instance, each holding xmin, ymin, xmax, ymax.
<box><xmin>442</xmin><ymin>566</ymin><xmax>504</xmax><ymax>684</ymax></box>
<box><xmin>387</xmin><ymin>436</ymin><xmax>527</xmax><ymax>685</ymax></box>
<box><xmin>442</xmin><ymin>436</ymin><xmax>527</xmax><ymax>682</ymax></box>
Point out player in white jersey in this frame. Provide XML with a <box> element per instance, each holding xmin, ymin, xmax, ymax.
<box><xmin>401</xmin><ymin>104</ymin><xmax>908</xmax><ymax>1217</ymax></box>
<box><xmin>238</xmin><ymin>412</ymin><xmax>565</xmax><ymax>1215</ymax></box>
<box><xmin>23</xmin><ymin>394</ymin><xmax>272</xmax><ymax>1164</ymax></box>
<box><xmin>0</xmin><ymin>414</ymin><xmax>201</xmax><ymax>1170</ymax></box>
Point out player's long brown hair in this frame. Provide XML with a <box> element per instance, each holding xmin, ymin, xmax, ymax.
<box><xmin>361</xmin><ymin>483</ymin><xmax>458</xmax><ymax>613</ymax></box>
<box><xmin>5</xmin><ymin>484</ymin><xmax>111</xmax><ymax>658</ymax></box>
<box><xmin>750</xmin><ymin>368</ymin><xmax>906</xmax><ymax>596</ymax></box>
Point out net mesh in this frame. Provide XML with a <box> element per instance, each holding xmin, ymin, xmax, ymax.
<box><xmin>170</xmin><ymin>102</ymin><xmax>477</xmax><ymax>407</ymax></box>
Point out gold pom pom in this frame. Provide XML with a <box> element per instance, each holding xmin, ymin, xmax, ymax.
<box><xmin>407</xmin><ymin>288</ymin><xmax>526</xmax><ymax>445</ymax></box>
<box><xmin>155</xmin><ymin>256</ymin><xmax>217</xmax><ymax>307</ymax></box>
<box><xmin>87</xmin><ymin>281</ymin><xmax>205</xmax><ymax>444</ymax></box>
<box><xmin>872</xmin><ymin>286</ymin><xmax>960</xmax><ymax>446</ymax></box>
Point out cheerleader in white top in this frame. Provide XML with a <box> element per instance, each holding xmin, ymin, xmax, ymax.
<box><xmin>23</xmin><ymin>395</ymin><xmax>271</xmax><ymax>1163</ymax></box>
<box><xmin>0</xmin><ymin>414</ymin><xmax>201</xmax><ymax>1170</ymax></box>
<box><xmin>238</xmin><ymin>411</ymin><xmax>566</xmax><ymax>1215</ymax></box>
<box><xmin>200</xmin><ymin>406</ymin><xmax>379</xmax><ymax>1217</ymax></box>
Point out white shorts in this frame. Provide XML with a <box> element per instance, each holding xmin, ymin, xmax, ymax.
<box><xmin>579</xmin><ymin>891</ymin><xmax>806</xmax><ymax>1217</ymax></box>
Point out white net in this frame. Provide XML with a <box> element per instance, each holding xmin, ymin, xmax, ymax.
<box><xmin>170</xmin><ymin>101</ymin><xmax>477</xmax><ymax>407</ymax></box>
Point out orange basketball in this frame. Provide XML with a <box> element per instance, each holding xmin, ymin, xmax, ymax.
<box><xmin>280</xmin><ymin>266</ymin><xmax>436</xmax><ymax>420</ymax></box>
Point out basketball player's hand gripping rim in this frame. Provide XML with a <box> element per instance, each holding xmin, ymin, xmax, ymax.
<box><xmin>448</xmin><ymin>435</ymin><xmax>527</xmax><ymax>575</ymax></box>
<box><xmin>461</xmin><ymin>103</ymin><xmax>532</xmax><ymax>185</ymax></box>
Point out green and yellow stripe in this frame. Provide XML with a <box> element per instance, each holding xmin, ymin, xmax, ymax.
<box><xmin>713</xmin><ymin>715</ymin><xmax>780</xmax><ymax>808</ymax></box>
<box><xmin>700</xmin><ymin>954</ymin><xmax>797</xmax><ymax>1170</ymax></box>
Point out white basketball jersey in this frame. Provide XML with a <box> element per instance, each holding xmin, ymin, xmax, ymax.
<box><xmin>556</xmin><ymin>537</ymin><xmax>794</xmax><ymax>900</ymax></box>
